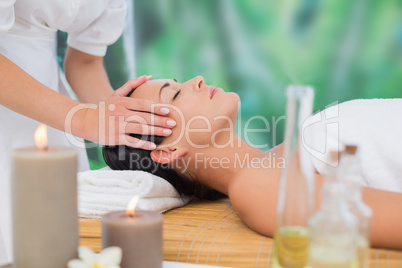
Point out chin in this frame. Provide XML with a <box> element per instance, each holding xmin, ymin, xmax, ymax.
<box><xmin>227</xmin><ymin>92</ymin><xmax>241</xmax><ymax>113</ymax></box>
<box><xmin>229</xmin><ymin>91</ymin><xmax>241</xmax><ymax>101</ymax></box>
<box><xmin>215</xmin><ymin>92</ymin><xmax>240</xmax><ymax>123</ymax></box>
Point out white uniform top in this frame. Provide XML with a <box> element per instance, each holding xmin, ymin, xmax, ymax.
<box><xmin>0</xmin><ymin>0</ymin><xmax>127</xmax><ymax>264</ymax></box>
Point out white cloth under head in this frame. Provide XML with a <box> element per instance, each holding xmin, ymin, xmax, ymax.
<box><xmin>78</xmin><ymin>167</ymin><xmax>193</xmax><ymax>218</ymax></box>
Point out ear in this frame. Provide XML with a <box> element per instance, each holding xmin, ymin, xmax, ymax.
<box><xmin>150</xmin><ymin>147</ymin><xmax>187</xmax><ymax>164</ymax></box>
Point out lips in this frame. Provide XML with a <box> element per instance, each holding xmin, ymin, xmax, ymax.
<box><xmin>210</xmin><ymin>86</ymin><xmax>218</xmax><ymax>99</ymax></box>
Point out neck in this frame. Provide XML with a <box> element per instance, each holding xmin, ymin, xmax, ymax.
<box><xmin>182</xmin><ymin>134</ymin><xmax>279</xmax><ymax>195</ymax></box>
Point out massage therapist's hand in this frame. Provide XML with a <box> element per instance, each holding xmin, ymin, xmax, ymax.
<box><xmin>80</xmin><ymin>75</ymin><xmax>175</xmax><ymax>149</ymax></box>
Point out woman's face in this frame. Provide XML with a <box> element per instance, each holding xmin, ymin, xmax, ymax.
<box><xmin>130</xmin><ymin>76</ymin><xmax>240</xmax><ymax>149</ymax></box>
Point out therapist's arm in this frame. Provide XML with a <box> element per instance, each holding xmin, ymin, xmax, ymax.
<box><xmin>64</xmin><ymin>46</ymin><xmax>114</xmax><ymax>103</ymax></box>
<box><xmin>0</xmin><ymin>54</ymin><xmax>173</xmax><ymax>149</ymax></box>
<box><xmin>0</xmin><ymin>53</ymin><xmax>87</xmax><ymax>137</ymax></box>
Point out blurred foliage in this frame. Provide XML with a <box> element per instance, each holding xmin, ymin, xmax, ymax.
<box><xmin>58</xmin><ymin>0</ymin><xmax>402</xmax><ymax>170</ymax></box>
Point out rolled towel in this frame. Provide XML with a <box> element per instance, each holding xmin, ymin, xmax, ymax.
<box><xmin>78</xmin><ymin>167</ymin><xmax>193</xmax><ymax>218</ymax></box>
<box><xmin>304</xmin><ymin>98</ymin><xmax>402</xmax><ymax>193</ymax></box>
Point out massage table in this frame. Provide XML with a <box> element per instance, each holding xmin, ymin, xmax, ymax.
<box><xmin>80</xmin><ymin>198</ymin><xmax>402</xmax><ymax>267</ymax></box>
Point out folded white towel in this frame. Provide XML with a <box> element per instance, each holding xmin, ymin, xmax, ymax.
<box><xmin>78</xmin><ymin>167</ymin><xmax>192</xmax><ymax>218</ymax></box>
<box><xmin>304</xmin><ymin>98</ymin><xmax>402</xmax><ymax>193</ymax></box>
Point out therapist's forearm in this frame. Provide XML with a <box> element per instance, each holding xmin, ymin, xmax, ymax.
<box><xmin>64</xmin><ymin>46</ymin><xmax>114</xmax><ymax>103</ymax></box>
<box><xmin>0</xmin><ymin>54</ymin><xmax>87</xmax><ymax>139</ymax></box>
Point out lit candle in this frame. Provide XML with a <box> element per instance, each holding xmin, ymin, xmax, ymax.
<box><xmin>102</xmin><ymin>196</ymin><xmax>163</xmax><ymax>268</ymax></box>
<box><xmin>11</xmin><ymin>124</ymin><xmax>78</xmax><ymax>268</ymax></box>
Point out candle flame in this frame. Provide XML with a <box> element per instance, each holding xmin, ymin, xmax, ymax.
<box><xmin>34</xmin><ymin>124</ymin><xmax>48</xmax><ymax>150</ymax></box>
<box><xmin>126</xmin><ymin>196</ymin><xmax>139</xmax><ymax>217</ymax></box>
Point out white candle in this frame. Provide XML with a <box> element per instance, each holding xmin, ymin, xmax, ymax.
<box><xmin>11</xmin><ymin>125</ymin><xmax>78</xmax><ymax>268</ymax></box>
<box><xmin>102</xmin><ymin>196</ymin><xmax>163</xmax><ymax>268</ymax></box>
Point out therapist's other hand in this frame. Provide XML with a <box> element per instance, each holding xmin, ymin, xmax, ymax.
<box><xmin>82</xmin><ymin>75</ymin><xmax>175</xmax><ymax>149</ymax></box>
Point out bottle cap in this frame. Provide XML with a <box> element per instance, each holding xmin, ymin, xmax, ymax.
<box><xmin>344</xmin><ymin>145</ymin><xmax>358</xmax><ymax>155</ymax></box>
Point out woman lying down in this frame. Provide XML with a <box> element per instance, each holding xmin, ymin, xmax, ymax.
<box><xmin>103</xmin><ymin>76</ymin><xmax>402</xmax><ymax>250</ymax></box>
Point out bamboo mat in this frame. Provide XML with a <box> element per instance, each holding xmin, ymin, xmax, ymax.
<box><xmin>80</xmin><ymin>198</ymin><xmax>402</xmax><ymax>268</ymax></box>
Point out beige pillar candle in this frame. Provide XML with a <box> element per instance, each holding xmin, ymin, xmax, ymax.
<box><xmin>11</xmin><ymin>125</ymin><xmax>78</xmax><ymax>268</ymax></box>
<box><xmin>102</xmin><ymin>197</ymin><xmax>163</xmax><ymax>268</ymax></box>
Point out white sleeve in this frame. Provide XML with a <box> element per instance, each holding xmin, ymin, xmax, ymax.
<box><xmin>67</xmin><ymin>0</ymin><xmax>127</xmax><ymax>57</ymax></box>
<box><xmin>0</xmin><ymin>0</ymin><xmax>16</xmax><ymax>34</ymax></box>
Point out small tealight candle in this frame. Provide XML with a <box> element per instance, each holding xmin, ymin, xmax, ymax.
<box><xmin>11</xmin><ymin>124</ymin><xmax>78</xmax><ymax>268</ymax></box>
<box><xmin>102</xmin><ymin>196</ymin><xmax>163</xmax><ymax>268</ymax></box>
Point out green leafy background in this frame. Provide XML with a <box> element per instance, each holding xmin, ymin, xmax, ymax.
<box><xmin>58</xmin><ymin>0</ymin><xmax>402</xmax><ymax>170</ymax></box>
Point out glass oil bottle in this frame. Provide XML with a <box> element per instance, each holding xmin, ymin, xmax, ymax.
<box><xmin>273</xmin><ymin>85</ymin><xmax>315</xmax><ymax>268</ymax></box>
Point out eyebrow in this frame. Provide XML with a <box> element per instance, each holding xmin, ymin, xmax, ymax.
<box><xmin>159</xmin><ymin>82</ymin><xmax>171</xmax><ymax>99</ymax></box>
<box><xmin>158</xmin><ymin>79</ymin><xmax>178</xmax><ymax>99</ymax></box>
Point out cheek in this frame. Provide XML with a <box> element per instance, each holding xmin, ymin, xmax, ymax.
<box><xmin>181</xmin><ymin>99</ymin><xmax>214</xmax><ymax>130</ymax></box>
<box><xmin>161</xmin><ymin>116</ymin><xmax>210</xmax><ymax>148</ymax></box>
<box><xmin>177</xmin><ymin>94</ymin><xmax>239</xmax><ymax>130</ymax></box>
<box><xmin>169</xmin><ymin>99</ymin><xmax>214</xmax><ymax>146</ymax></box>
<box><xmin>164</xmin><ymin>95</ymin><xmax>239</xmax><ymax>147</ymax></box>
<box><xmin>159</xmin><ymin>101</ymin><xmax>197</xmax><ymax>147</ymax></box>
<box><xmin>172</xmin><ymin>96</ymin><xmax>206</xmax><ymax>121</ymax></box>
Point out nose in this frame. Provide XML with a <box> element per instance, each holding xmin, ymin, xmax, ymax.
<box><xmin>193</xmin><ymin>76</ymin><xmax>205</xmax><ymax>92</ymax></box>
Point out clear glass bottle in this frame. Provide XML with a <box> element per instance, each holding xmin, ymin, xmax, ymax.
<box><xmin>308</xmin><ymin>151</ymin><xmax>358</xmax><ymax>268</ymax></box>
<box><xmin>273</xmin><ymin>85</ymin><xmax>315</xmax><ymax>268</ymax></box>
<box><xmin>338</xmin><ymin>145</ymin><xmax>372</xmax><ymax>268</ymax></box>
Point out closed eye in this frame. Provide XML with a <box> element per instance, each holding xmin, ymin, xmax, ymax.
<box><xmin>173</xmin><ymin>89</ymin><xmax>181</xmax><ymax>101</ymax></box>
